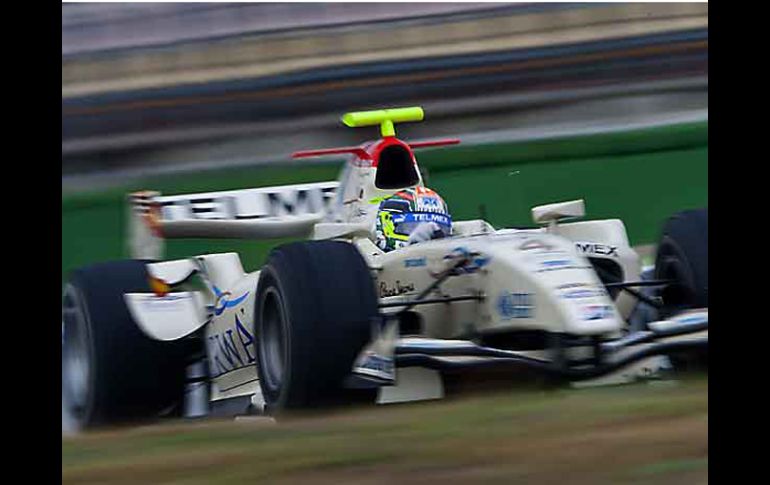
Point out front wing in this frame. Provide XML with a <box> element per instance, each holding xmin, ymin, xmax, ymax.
<box><xmin>351</xmin><ymin>309</ymin><xmax>707</xmax><ymax>386</ymax></box>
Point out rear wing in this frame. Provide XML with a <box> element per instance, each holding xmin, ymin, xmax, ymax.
<box><xmin>127</xmin><ymin>182</ymin><xmax>338</xmax><ymax>259</ymax></box>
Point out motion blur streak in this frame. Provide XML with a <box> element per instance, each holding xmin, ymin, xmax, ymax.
<box><xmin>62</xmin><ymin>2</ymin><xmax>707</xmax><ymax>185</ymax></box>
<box><xmin>63</xmin><ymin>39</ymin><xmax>706</xmax><ymax>118</ymax></box>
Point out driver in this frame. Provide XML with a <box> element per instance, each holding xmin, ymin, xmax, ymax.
<box><xmin>374</xmin><ymin>187</ymin><xmax>452</xmax><ymax>252</ymax></box>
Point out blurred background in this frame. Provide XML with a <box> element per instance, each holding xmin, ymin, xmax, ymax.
<box><xmin>62</xmin><ymin>1</ymin><xmax>707</xmax><ymax>284</ymax></box>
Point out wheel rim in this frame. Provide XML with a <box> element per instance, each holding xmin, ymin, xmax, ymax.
<box><xmin>62</xmin><ymin>284</ymin><xmax>92</xmax><ymax>421</ymax></box>
<box><xmin>260</xmin><ymin>288</ymin><xmax>287</xmax><ymax>393</ymax></box>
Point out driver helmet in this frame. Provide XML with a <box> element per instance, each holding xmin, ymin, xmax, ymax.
<box><xmin>374</xmin><ymin>187</ymin><xmax>452</xmax><ymax>252</ymax></box>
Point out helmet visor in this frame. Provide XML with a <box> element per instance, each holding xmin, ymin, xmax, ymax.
<box><xmin>390</xmin><ymin>212</ymin><xmax>452</xmax><ymax>238</ymax></box>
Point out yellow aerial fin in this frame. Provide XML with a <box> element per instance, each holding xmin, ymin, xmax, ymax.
<box><xmin>341</xmin><ymin>106</ymin><xmax>424</xmax><ymax>137</ymax></box>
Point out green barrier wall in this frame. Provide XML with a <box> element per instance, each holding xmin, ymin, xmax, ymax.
<box><xmin>62</xmin><ymin>122</ymin><xmax>707</xmax><ymax>284</ymax></box>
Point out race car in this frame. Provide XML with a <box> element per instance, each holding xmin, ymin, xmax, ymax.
<box><xmin>62</xmin><ymin>107</ymin><xmax>708</xmax><ymax>428</ymax></box>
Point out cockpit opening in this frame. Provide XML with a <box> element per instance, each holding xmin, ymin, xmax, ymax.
<box><xmin>375</xmin><ymin>144</ymin><xmax>420</xmax><ymax>189</ymax></box>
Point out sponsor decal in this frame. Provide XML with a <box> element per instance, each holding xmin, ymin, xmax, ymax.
<box><xmin>581</xmin><ymin>304</ymin><xmax>613</xmax><ymax>321</ymax></box>
<box><xmin>392</xmin><ymin>212</ymin><xmax>451</xmax><ymax>226</ymax></box>
<box><xmin>575</xmin><ymin>242</ymin><xmax>619</xmax><ymax>258</ymax></box>
<box><xmin>557</xmin><ymin>283</ymin><xmax>608</xmax><ymax>299</ymax></box>
<box><xmin>354</xmin><ymin>350</ymin><xmax>395</xmax><ymax>381</ymax></box>
<box><xmin>442</xmin><ymin>246</ymin><xmax>491</xmax><ymax>274</ymax></box>
<box><xmin>404</xmin><ymin>257</ymin><xmax>427</xmax><ymax>268</ymax></box>
<box><xmin>212</xmin><ymin>286</ymin><xmax>250</xmax><ymax>316</ymax></box>
<box><xmin>557</xmin><ymin>282</ymin><xmax>592</xmax><ymax>290</ymax></box>
<box><xmin>379</xmin><ymin>280</ymin><xmax>416</xmax><ymax>298</ymax></box>
<box><xmin>158</xmin><ymin>184</ymin><xmax>337</xmax><ymax>221</ymax></box>
<box><xmin>540</xmin><ymin>259</ymin><xmax>571</xmax><ymax>269</ymax></box>
<box><xmin>497</xmin><ymin>292</ymin><xmax>534</xmax><ymax>319</ymax></box>
<box><xmin>492</xmin><ymin>233</ymin><xmax>535</xmax><ymax>242</ymax></box>
<box><xmin>404</xmin><ymin>340</ymin><xmax>462</xmax><ymax>349</ymax></box>
<box><xmin>535</xmin><ymin>262</ymin><xmax>592</xmax><ymax>273</ymax></box>
<box><xmin>561</xmin><ymin>289</ymin><xmax>602</xmax><ymax>300</ymax></box>
<box><xmin>141</xmin><ymin>293</ymin><xmax>187</xmax><ymax>310</ymax></box>
<box><xmin>207</xmin><ymin>314</ymin><xmax>256</xmax><ymax>378</ymax></box>
<box><xmin>416</xmin><ymin>196</ymin><xmax>441</xmax><ymax>212</ymax></box>
<box><xmin>519</xmin><ymin>239</ymin><xmax>570</xmax><ymax>262</ymax></box>
<box><xmin>675</xmin><ymin>314</ymin><xmax>708</xmax><ymax>325</ymax></box>
<box><xmin>519</xmin><ymin>239</ymin><xmax>556</xmax><ymax>252</ymax></box>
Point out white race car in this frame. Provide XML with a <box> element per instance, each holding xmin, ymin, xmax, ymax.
<box><xmin>62</xmin><ymin>107</ymin><xmax>708</xmax><ymax>428</ymax></box>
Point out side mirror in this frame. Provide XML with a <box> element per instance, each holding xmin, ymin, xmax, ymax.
<box><xmin>532</xmin><ymin>199</ymin><xmax>585</xmax><ymax>225</ymax></box>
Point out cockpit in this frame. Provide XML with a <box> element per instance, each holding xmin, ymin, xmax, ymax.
<box><xmin>374</xmin><ymin>143</ymin><xmax>420</xmax><ymax>190</ymax></box>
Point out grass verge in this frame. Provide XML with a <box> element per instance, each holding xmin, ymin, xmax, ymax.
<box><xmin>63</xmin><ymin>376</ymin><xmax>707</xmax><ymax>484</ymax></box>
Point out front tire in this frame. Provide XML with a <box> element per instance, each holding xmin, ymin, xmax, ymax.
<box><xmin>654</xmin><ymin>208</ymin><xmax>708</xmax><ymax>317</ymax></box>
<box><xmin>254</xmin><ymin>241</ymin><xmax>379</xmax><ymax>414</ymax></box>
<box><xmin>653</xmin><ymin>208</ymin><xmax>708</xmax><ymax>370</ymax></box>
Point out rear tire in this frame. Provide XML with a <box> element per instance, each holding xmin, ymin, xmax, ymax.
<box><xmin>254</xmin><ymin>241</ymin><xmax>379</xmax><ymax>415</ymax></box>
<box><xmin>62</xmin><ymin>260</ymin><xmax>193</xmax><ymax>428</ymax></box>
